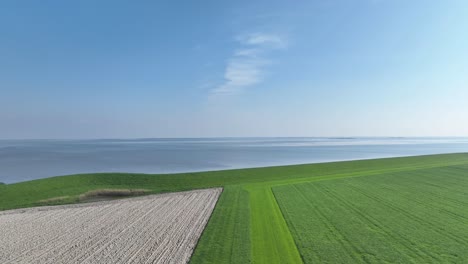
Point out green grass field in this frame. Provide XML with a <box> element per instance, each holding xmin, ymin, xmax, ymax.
<box><xmin>1</xmin><ymin>153</ymin><xmax>468</xmax><ymax>263</ymax></box>
<box><xmin>190</xmin><ymin>185</ymin><xmax>251</xmax><ymax>264</ymax></box>
<box><xmin>274</xmin><ymin>165</ymin><xmax>468</xmax><ymax>263</ymax></box>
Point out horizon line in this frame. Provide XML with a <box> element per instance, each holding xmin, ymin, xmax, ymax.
<box><xmin>1</xmin><ymin>136</ymin><xmax>468</xmax><ymax>141</ymax></box>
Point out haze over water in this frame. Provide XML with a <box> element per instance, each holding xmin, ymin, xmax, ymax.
<box><xmin>1</xmin><ymin>137</ymin><xmax>468</xmax><ymax>184</ymax></box>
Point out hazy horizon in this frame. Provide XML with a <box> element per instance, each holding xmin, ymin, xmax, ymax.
<box><xmin>2</xmin><ymin>137</ymin><xmax>468</xmax><ymax>183</ymax></box>
<box><xmin>2</xmin><ymin>136</ymin><xmax>468</xmax><ymax>141</ymax></box>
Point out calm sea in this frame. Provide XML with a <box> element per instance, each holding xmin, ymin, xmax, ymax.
<box><xmin>1</xmin><ymin>137</ymin><xmax>468</xmax><ymax>184</ymax></box>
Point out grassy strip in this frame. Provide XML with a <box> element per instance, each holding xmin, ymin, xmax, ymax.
<box><xmin>246</xmin><ymin>185</ymin><xmax>303</xmax><ymax>264</ymax></box>
<box><xmin>190</xmin><ymin>185</ymin><xmax>251</xmax><ymax>264</ymax></box>
<box><xmin>193</xmin><ymin>185</ymin><xmax>302</xmax><ymax>264</ymax></box>
<box><xmin>273</xmin><ymin>165</ymin><xmax>468</xmax><ymax>263</ymax></box>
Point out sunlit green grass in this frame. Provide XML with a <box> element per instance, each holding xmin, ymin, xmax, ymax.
<box><xmin>274</xmin><ymin>165</ymin><xmax>468</xmax><ymax>263</ymax></box>
<box><xmin>2</xmin><ymin>153</ymin><xmax>465</xmax><ymax>211</ymax></box>
<box><xmin>1</xmin><ymin>153</ymin><xmax>468</xmax><ymax>263</ymax></box>
<box><xmin>190</xmin><ymin>185</ymin><xmax>251</xmax><ymax>264</ymax></box>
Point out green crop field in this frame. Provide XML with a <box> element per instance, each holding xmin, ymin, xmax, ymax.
<box><xmin>190</xmin><ymin>185</ymin><xmax>252</xmax><ymax>263</ymax></box>
<box><xmin>273</xmin><ymin>165</ymin><xmax>468</xmax><ymax>263</ymax></box>
<box><xmin>1</xmin><ymin>153</ymin><xmax>468</xmax><ymax>263</ymax></box>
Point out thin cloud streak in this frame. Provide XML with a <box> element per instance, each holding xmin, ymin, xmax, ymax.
<box><xmin>238</xmin><ymin>33</ymin><xmax>286</xmax><ymax>48</ymax></box>
<box><xmin>210</xmin><ymin>33</ymin><xmax>286</xmax><ymax>96</ymax></box>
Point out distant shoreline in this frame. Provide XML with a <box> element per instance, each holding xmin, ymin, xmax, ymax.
<box><xmin>2</xmin><ymin>137</ymin><xmax>468</xmax><ymax>184</ymax></box>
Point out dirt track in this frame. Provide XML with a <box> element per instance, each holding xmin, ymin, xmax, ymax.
<box><xmin>0</xmin><ymin>188</ymin><xmax>221</xmax><ymax>264</ymax></box>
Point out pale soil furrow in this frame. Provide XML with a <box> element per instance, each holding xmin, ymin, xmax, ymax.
<box><xmin>27</xmin><ymin>198</ymin><xmax>167</xmax><ymax>264</ymax></box>
<box><xmin>1</xmin><ymin>205</ymin><xmax>115</xmax><ymax>262</ymax></box>
<box><xmin>139</xmin><ymin>192</ymin><xmax>210</xmax><ymax>263</ymax></box>
<box><xmin>5</xmin><ymin>203</ymin><xmax>124</xmax><ymax>263</ymax></box>
<box><xmin>0</xmin><ymin>188</ymin><xmax>221</xmax><ymax>264</ymax></box>
<box><xmin>150</xmin><ymin>191</ymin><xmax>220</xmax><ymax>264</ymax></box>
<box><xmin>77</xmin><ymin>196</ymin><xmax>183</xmax><ymax>263</ymax></box>
<box><xmin>0</xmin><ymin>206</ymin><xmax>84</xmax><ymax>242</ymax></box>
<box><xmin>108</xmin><ymin>196</ymin><xmax>192</xmax><ymax>263</ymax></box>
<box><xmin>68</xmin><ymin>198</ymin><xmax>173</xmax><ymax>263</ymax></box>
<box><xmin>88</xmin><ymin>190</ymin><xmax>219</xmax><ymax>264</ymax></box>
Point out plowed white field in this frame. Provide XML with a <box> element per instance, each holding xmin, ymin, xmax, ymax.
<box><xmin>0</xmin><ymin>188</ymin><xmax>221</xmax><ymax>264</ymax></box>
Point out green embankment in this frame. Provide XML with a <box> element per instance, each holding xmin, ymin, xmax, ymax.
<box><xmin>2</xmin><ymin>153</ymin><xmax>466</xmax><ymax>211</ymax></box>
<box><xmin>1</xmin><ymin>153</ymin><xmax>468</xmax><ymax>263</ymax></box>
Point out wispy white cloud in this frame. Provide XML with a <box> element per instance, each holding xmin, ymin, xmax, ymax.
<box><xmin>238</xmin><ymin>33</ymin><xmax>286</xmax><ymax>48</ymax></box>
<box><xmin>210</xmin><ymin>33</ymin><xmax>286</xmax><ymax>96</ymax></box>
<box><xmin>233</xmin><ymin>48</ymin><xmax>260</xmax><ymax>57</ymax></box>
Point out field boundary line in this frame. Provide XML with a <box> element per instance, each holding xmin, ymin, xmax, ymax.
<box><xmin>246</xmin><ymin>185</ymin><xmax>303</xmax><ymax>264</ymax></box>
<box><xmin>270</xmin><ymin>185</ymin><xmax>307</xmax><ymax>264</ymax></box>
<box><xmin>264</xmin><ymin>161</ymin><xmax>468</xmax><ymax>189</ymax></box>
<box><xmin>188</xmin><ymin>187</ymin><xmax>224</xmax><ymax>262</ymax></box>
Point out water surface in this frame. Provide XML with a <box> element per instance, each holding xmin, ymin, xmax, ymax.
<box><xmin>1</xmin><ymin>137</ymin><xmax>468</xmax><ymax>183</ymax></box>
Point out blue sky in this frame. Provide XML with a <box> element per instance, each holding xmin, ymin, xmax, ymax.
<box><xmin>1</xmin><ymin>0</ymin><xmax>467</xmax><ymax>138</ymax></box>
